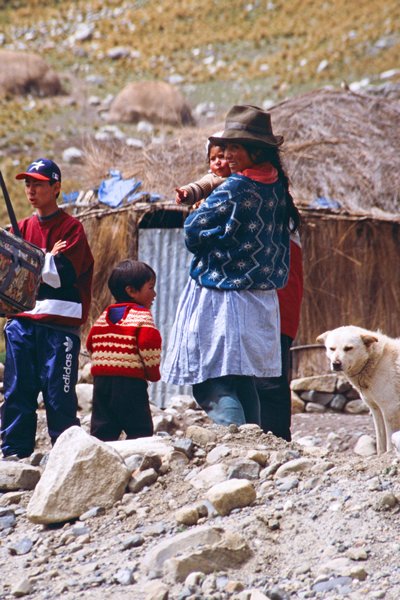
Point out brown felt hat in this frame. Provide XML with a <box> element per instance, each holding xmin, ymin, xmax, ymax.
<box><xmin>209</xmin><ymin>105</ymin><xmax>283</xmax><ymax>147</ymax></box>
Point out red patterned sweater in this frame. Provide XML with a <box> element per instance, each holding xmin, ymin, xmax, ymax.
<box><xmin>86</xmin><ymin>303</ymin><xmax>162</xmax><ymax>382</ymax></box>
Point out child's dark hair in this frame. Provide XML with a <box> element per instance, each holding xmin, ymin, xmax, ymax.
<box><xmin>206</xmin><ymin>140</ymin><xmax>225</xmax><ymax>162</ymax></box>
<box><xmin>242</xmin><ymin>142</ymin><xmax>301</xmax><ymax>233</ymax></box>
<box><xmin>108</xmin><ymin>259</ymin><xmax>156</xmax><ymax>303</ymax></box>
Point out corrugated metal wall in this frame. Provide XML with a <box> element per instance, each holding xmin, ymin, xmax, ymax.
<box><xmin>138</xmin><ymin>228</ymin><xmax>193</xmax><ymax>407</ymax></box>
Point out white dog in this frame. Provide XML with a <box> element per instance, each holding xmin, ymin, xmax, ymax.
<box><xmin>316</xmin><ymin>325</ymin><xmax>400</xmax><ymax>454</ymax></box>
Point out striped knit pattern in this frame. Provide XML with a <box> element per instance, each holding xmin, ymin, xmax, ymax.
<box><xmin>86</xmin><ymin>304</ymin><xmax>162</xmax><ymax>381</ymax></box>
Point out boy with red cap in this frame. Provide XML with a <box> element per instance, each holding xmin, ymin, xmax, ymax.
<box><xmin>0</xmin><ymin>158</ymin><xmax>94</xmax><ymax>459</ymax></box>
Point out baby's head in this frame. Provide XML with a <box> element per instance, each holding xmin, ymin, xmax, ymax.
<box><xmin>206</xmin><ymin>132</ymin><xmax>231</xmax><ymax>178</ymax></box>
<box><xmin>108</xmin><ymin>259</ymin><xmax>156</xmax><ymax>309</ymax></box>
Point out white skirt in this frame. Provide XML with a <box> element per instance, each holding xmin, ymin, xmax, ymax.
<box><xmin>161</xmin><ymin>278</ymin><xmax>281</xmax><ymax>386</ymax></box>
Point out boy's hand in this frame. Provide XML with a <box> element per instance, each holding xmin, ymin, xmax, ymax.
<box><xmin>50</xmin><ymin>239</ymin><xmax>67</xmax><ymax>255</ymax></box>
<box><xmin>175</xmin><ymin>188</ymin><xmax>188</xmax><ymax>204</ymax></box>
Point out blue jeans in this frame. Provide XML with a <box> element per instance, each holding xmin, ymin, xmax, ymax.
<box><xmin>192</xmin><ymin>375</ymin><xmax>260</xmax><ymax>426</ymax></box>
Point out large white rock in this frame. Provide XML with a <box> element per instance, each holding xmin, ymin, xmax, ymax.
<box><xmin>206</xmin><ymin>479</ymin><xmax>256</xmax><ymax>516</ymax></box>
<box><xmin>315</xmin><ymin>556</ymin><xmax>367</xmax><ymax>581</ymax></box>
<box><xmin>291</xmin><ymin>374</ymin><xmax>337</xmax><ymax>392</ymax></box>
<box><xmin>78</xmin><ymin>362</ymin><xmax>93</xmax><ymax>384</ymax></box>
<box><xmin>0</xmin><ymin>462</ymin><xmax>41</xmax><ymax>491</ymax></box>
<box><xmin>392</xmin><ymin>430</ymin><xmax>400</xmax><ymax>455</ymax></box>
<box><xmin>275</xmin><ymin>458</ymin><xmax>315</xmax><ymax>479</ymax></box>
<box><xmin>185</xmin><ymin>426</ymin><xmax>217</xmax><ymax>447</ymax></box>
<box><xmin>185</xmin><ymin>464</ymin><xmax>228</xmax><ymax>490</ymax></box>
<box><xmin>353</xmin><ymin>434</ymin><xmax>376</xmax><ymax>456</ymax></box>
<box><xmin>76</xmin><ymin>383</ymin><xmax>93</xmax><ymax>413</ymax></box>
<box><xmin>164</xmin><ymin>530</ymin><xmax>252</xmax><ymax>582</ymax></box>
<box><xmin>142</xmin><ymin>525</ymin><xmax>224</xmax><ymax>577</ymax></box>
<box><xmin>27</xmin><ymin>427</ymin><xmax>130</xmax><ymax>524</ymax></box>
<box><xmin>106</xmin><ymin>437</ymin><xmax>173</xmax><ymax>461</ymax></box>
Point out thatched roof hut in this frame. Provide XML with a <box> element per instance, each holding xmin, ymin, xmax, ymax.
<box><xmin>82</xmin><ymin>88</ymin><xmax>400</xmax><ymax>215</ymax></box>
<box><xmin>76</xmin><ymin>88</ymin><xmax>400</xmax><ymax>372</ymax></box>
<box><xmin>76</xmin><ymin>201</ymin><xmax>189</xmax><ymax>335</ymax></box>
<box><xmin>271</xmin><ymin>88</ymin><xmax>400</xmax><ymax>215</ymax></box>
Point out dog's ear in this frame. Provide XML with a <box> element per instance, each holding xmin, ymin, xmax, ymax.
<box><xmin>361</xmin><ymin>334</ymin><xmax>378</xmax><ymax>347</ymax></box>
<box><xmin>316</xmin><ymin>331</ymin><xmax>330</xmax><ymax>344</ymax></box>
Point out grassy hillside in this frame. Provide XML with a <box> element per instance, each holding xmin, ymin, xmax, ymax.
<box><xmin>0</xmin><ymin>0</ymin><xmax>398</xmax><ymax>221</ymax></box>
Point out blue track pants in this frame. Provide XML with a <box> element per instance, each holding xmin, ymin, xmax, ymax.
<box><xmin>1</xmin><ymin>319</ymin><xmax>80</xmax><ymax>458</ymax></box>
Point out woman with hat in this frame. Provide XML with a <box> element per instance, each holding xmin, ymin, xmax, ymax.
<box><xmin>162</xmin><ymin>105</ymin><xmax>300</xmax><ymax>426</ymax></box>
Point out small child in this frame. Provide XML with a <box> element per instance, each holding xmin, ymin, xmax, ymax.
<box><xmin>175</xmin><ymin>132</ymin><xmax>231</xmax><ymax>206</ymax></box>
<box><xmin>87</xmin><ymin>259</ymin><xmax>162</xmax><ymax>441</ymax></box>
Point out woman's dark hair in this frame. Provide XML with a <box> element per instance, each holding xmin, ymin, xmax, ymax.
<box><xmin>242</xmin><ymin>142</ymin><xmax>301</xmax><ymax>233</ymax></box>
<box><xmin>108</xmin><ymin>259</ymin><xmax>156</xmax><ymax>302</ymax></box>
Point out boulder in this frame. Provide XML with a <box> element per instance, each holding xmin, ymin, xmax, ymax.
<box><xmin>206</xmin><ymin>478</ymin><xmax>256</xmax><ymax>516</ymax></box>
<box><xmin>143</xmin><ymin>524</ymin><xmax>251</xmax><ymax>581</ymax></box>
<box><xmin>353</xmin><ymin>434</ymin><xmax>376</xmax><ymax>456</ymax></box>
<box><xmin>76</xmin><ymin>383</ymin><xmax>93</xmax><ymax>413</ymax></box>
<box><xmin>345</xmin><ymin>399</ymin><xmax>369</xmax><ymax>414</ymax></box>
<box><xmin>291</xmin><ymin>374</ymin><xmax>337</xmax><ymax>392</ymax></box>
<box><xmin>143</xmin><ymin>525</ymin><xmax>223</xmax><ymax>577</ymax></box>
<box><xmin>0</xmin><ymin>462</ymin><xmax>41</xmax><ymax>491</ymax></box>
<box><xmin>79</xmin><ymin>362</ymin><xmax>93</xmax><ymax>384</ymax></box>
<box><xmin>165</xmin><ymin>530</ymin><xmax>252</xmax><ymax>582</ymax></box>
<box><xmin>186</xmin><ymin>425</ymin><xmax>217</xmax><ymax>447</ymax></box>
<box><xmin>106</xmin><ymin>437</ymin><xmax>173</xmax><ymax>461</ymax></box>
<box><xmin>0</xmin><ymin>50</ymin><xmax>62</xmax><ymax>97</ymax></box>
<box><xmin>128</xmin><ymin>467</ymin><xmax>158</xmax><ymax>493</ymax></box>
<box><xmin>185</xmin><ymin>463</ymin><xmax>228</xmax><ymax>490</ymax></box>
<box><xmin>27</xmin><ymin>426</ymin><xmax>130</xmax><ymax>524</ymax></box>
<box><xmin>106</xmin><ymin>81</ymin><xmax>195</xmax><ymax>126</ymax></box>
<box><xmin>392</xmin><ymin>430</ymin><xmax>400</xmax><ymax>455</ymax></box>
<box><xmin>275</xmin><ymin>457</ymin><xmax>315</xmax><ymax>478</ymax></box>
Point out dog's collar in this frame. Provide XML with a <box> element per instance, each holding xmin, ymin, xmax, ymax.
<box><xmin>350</xmin><ymin>358</ymin><xmax>373</xmax><ymax>387</ymax></box>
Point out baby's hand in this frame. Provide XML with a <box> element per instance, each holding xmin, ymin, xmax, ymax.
<box><xmin>175</xmin><ymin>188</ymin><xmax>188</xmax><ymax>204</ymax></box>
<box><xmin>50</xmin><ymin>240</ymin><xmax>67</xmax><ymax>256</ymax></box>
<box><xmin>192</xmin><ymin>199</ymin><xmax>205</xmax><ymax>210</ymax></box>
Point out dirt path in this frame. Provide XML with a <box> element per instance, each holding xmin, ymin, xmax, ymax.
<box><xmin>292</xmin><ymin>412</ymin><xmax>375</xmax><ymax>454</ymax></box>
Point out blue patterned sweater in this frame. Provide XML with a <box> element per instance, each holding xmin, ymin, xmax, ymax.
<box><xmin>184</xmin><ymin>173</ymin><xmax>290</xmax><ymax>291</ymax></box>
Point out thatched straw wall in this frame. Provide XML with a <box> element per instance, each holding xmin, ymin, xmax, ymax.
<box><xmin>77</xmin><ymin>87</ymin><xmax>400</xmax><ymax>347</ymax></box>
<box><xmin>298</xmin><ymin>208</ymin><xmax>400</xmax><ymax>344</ymax></box>
<box><xmin>79</xmin><ymin>203</ymin><xmax>188</xmax><ymax>339</ymax></box>
<box><xmin>78</xmin><ymin>201</ymin><xmax>400</xmax><ymax>348</ymax></box>
<box><xmin>81</xmin><ymin>88</ymin><xmax>400</xmax><ymax>215</ymax></box>
<box><xmin>82</xmin><ymin>131</ymin><xmax>207</xmax><ymax>199</ymax></box>
<box><xmin>271</xmin><ymin>89</ymin><xmax>400</xmax><ymax>215</ymax></box>
<box><xmin>79</xmin><ymin>206</ymin><xmax>138</xmax><ymax>338</ymax></box>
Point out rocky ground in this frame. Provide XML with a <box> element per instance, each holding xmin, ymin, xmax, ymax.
<box><xmin>1</xmin><ymin>393</ymin><xmax>399</xmax><ymax>600</ymax></box>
